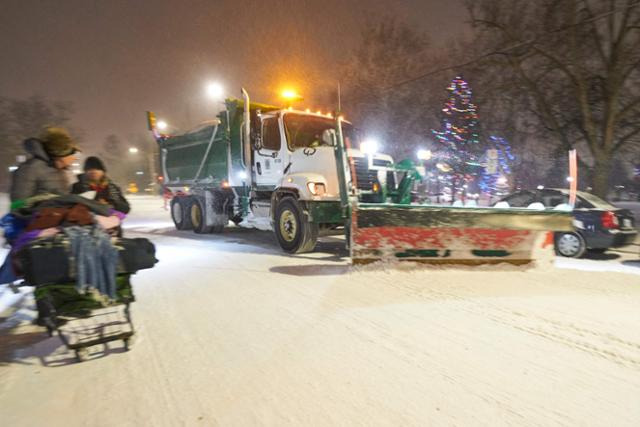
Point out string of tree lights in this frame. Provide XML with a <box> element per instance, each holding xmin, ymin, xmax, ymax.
<box><xmin>431</xmin><ymin>76</ymin><xmax>485</xmax><ymax>198</ymax></box>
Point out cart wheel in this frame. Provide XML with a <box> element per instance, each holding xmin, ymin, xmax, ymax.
<box><xmin>75</xmin><ymin>348</ymin><xmax>89</xmax><ymax>362</ymax></box>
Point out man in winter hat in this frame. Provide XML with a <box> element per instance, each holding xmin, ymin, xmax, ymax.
<box><xmin>72</xmin><ymin>156</ymin><xmax>130</xmax><ymax>214</ymax></box>
<box><xmin>10</xmin><ymin>127</ymin><xmax>81</xmax><ymax>202</ymax></box>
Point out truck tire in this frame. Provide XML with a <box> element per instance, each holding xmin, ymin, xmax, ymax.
<box><xmin>191</xmin><ymin>198</ymin><xmax>214</xmax><ymax>234</ymax></box>
<box><xmin>171</xmin><ymin>197</ymin><xmax>193</xmax><ymax>230</ymax></box>
<box><xmin>191</xmin><ymin>196</ymin><xmax>226</xmax><ymax>234</ymax></box>
<box><xmin>274</xmin><ymin>197</ymin><xmax>318</xmax><ymax>253</ymax></box>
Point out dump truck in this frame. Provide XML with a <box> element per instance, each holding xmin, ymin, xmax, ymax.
<box><xmin>149</xmin><ymin>88</ymin><xmax>573</xmax><ymax>264</ymax></box>
<box><xmin>148</xmin><ymin>89</ymin><xmax>393</xmax><ymax>254</ymax></box>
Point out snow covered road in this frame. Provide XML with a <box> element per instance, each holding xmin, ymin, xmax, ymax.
<box><xmin>1</xmin><ymin>196</ymin><xmax>640</xmax><ymax>426</ymax></box>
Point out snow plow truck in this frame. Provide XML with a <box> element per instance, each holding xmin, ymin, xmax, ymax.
<box><xmin>148</xmin><ymin>88</ymin><xmax>573</xmax><ymax>264</ymax></box>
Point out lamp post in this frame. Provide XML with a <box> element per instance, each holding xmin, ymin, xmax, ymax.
<box><xmin>129</xmin><ymin>144</ymin><xmax>159</xmax><ymax>194</ymax></box>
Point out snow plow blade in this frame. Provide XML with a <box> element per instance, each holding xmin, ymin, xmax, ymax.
<box><xmin>350</xmin><ymin>204</ymin><xmax>573</xmax><ymax>265</ymax></box>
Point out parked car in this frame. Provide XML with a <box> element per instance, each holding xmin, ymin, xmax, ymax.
<box><xmin>494</xmin><ymin>188</ymin><xmax>637</xmax><ymax>258</ymax></box>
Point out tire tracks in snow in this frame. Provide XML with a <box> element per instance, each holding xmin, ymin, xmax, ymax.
<box><xmin>375</xmin><ymin>273</ymin><xmax>640</xmax><ymax>370</ymax></box>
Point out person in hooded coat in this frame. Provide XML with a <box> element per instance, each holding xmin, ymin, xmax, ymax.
<box><xmin>10</xmin><ymin>127</ymin><xmax>80</xmax><ymax>203</ymax></box>
<box><xmin>5</xmin><ymin>128</ymin><xmax>79</xmax><ymax>325</ymax></box>
<box><xmin>71</xmin><ymin>156</ymin><xmax>130</xmax><ymax>214</ymax></box>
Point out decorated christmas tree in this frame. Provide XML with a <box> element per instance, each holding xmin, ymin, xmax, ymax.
<box><xmin>431</xmin><ymin>76</ymin><xmax>482</xmax><ymax>201</ymax></box>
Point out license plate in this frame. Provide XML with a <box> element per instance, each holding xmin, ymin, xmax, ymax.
<box><xmin>623</xmin><ymin>219</ymin><xmax>632</xmax><ymax>228</ymax></box>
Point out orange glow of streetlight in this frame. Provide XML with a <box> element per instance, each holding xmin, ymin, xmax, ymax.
<box><xmin>281</xmin><ymin>89</ymin><xmax>302</xmax><ymax>100</ymax></box>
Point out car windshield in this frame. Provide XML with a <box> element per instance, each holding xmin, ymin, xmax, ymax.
<box><xmin>283</xmin><ymin>114</ymin><xmax>357</xmax><ymax>150</ymax></box>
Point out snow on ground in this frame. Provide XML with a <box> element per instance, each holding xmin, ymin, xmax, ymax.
<box><xmin>1</xmin><ymin>195</ymin><xmax>640</xmax><ymax>426</ymax></box>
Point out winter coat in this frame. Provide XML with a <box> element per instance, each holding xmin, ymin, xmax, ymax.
<box><xmin>71</xmin><ymin>174</ymin><xmax>131</xmax><ymax>214</ymax></box>
<box><xmin>10</xmin><ymin>139</ymin><xmax>71</xmax><ymax>202</ymax></box>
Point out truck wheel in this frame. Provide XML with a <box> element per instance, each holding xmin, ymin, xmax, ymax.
<box><xmin>554</xmin><ymin>232</ymin><xmax>586</xmax><ymax>258</ymax></box>
<box><xmin>191</xmin><ymin>198</ymin><xmax>214</xmax><ymax>234</ymax></box>
<box><xmin>171</xmin><ymin>197</ymin><xmax>193</xmax><ymax>230</ymax></box>
<box><xmin>275</xmin><ymin>198</ymin><xmax>318</xmax><ymax>253</ymax></box>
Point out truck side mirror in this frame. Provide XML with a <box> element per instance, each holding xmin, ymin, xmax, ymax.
<box><xmin>249</xmin><ymin>116</ymin><xmax>262</xmax><ymax>150</ymax></box>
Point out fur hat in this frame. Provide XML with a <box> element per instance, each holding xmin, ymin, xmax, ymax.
<box><xmin>83</xmin><ymin>156</ymin><xmax>106</xmax><ymax>172</ymax></box>
<box><xmin>41</xmin><ymin>127</ymin><xmax>80</xmax><ymax>158</ymax></box>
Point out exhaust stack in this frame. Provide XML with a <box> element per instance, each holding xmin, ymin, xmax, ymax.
<box><xmin>241</xmin><ymin>88</ymin><xmax>252</xmax><ymax>188</ymax></box>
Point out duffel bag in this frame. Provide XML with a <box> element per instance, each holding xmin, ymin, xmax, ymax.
<box><xmin>113</xmin><ymin>238</ymin><xmax>158</xmax><ymax>272</ymax></box>
<box><xmin>16</xmin><ymin>235</ymin><xmax>158</xmax><ymax>286</ymax></box>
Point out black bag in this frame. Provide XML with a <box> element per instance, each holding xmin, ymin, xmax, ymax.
<box><xmin>17</xmin><ymin>240</ymin><xmax>70</xmax><ymax>285</ymax></box>
<box><xmin>114</xmin><ymin>238</ymin><xmax>158</xmax><ymax>272</ymax></box>
<box><xmin>16</xmin><ymin>235</ymin><xmax>158</xmax><ymax>286</ymax></box>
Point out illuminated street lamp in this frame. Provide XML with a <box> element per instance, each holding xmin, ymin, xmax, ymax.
<box><xmin>129</xmin><ymin>147</ymin><xmax>139</xmax><ymax>154</ymax></box>
<box><xmin>360</xmin><ymin>138</ymin><xmax>379</xmax><ymax>155</ymax></box>
<box><xmin>157</xmin><ymin>120</ymin><xmax>168</xmax><ymax>131</ymax></box>
<box><xmin>206</xmin><ymin>82</ymin><xmax>225</xmax><ymax>100</ymax></box>
<box><xmin>417</xmin><ymin>149</ymin><xmax>432</xmax><ymax>161</ymax></box>
<box><xmin>280</xmin><ymin>88</ymin><xmax>303</xmax><ymax>107</ymax></box>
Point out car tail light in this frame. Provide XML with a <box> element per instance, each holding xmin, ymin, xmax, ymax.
<box><xmin>601</xmin><ymin>211</ymin><xmax>619</xmax><ymax>229</ymax></box>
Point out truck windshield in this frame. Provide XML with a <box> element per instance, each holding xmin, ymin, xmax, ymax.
<box><xmin>284</xmin><ymin>114</ymin><xmax>357</xmax><ymax>150</ymax></box>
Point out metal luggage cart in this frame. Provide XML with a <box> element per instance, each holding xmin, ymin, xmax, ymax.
<box><xmin>36</xmin><ymin>276</ymin><xmax>135</xmax><ymax>362</ymax></box>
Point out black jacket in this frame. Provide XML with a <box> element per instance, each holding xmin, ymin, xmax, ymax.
<box><xmin>71</xmin><ymin>174</ymin><xmax>131</xmax><ymax>214</ymax></box>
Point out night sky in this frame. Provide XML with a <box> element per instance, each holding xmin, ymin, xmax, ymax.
<box><xmin>0</xmin><ymin>0</ymin><xmax>467</xmax><ymax>148</ymax></box>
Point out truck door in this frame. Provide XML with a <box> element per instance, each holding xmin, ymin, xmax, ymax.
<box><xmin>254</xmin><ymin>115</ymin><xmax>285</xmax><ymax>187</ymax></box>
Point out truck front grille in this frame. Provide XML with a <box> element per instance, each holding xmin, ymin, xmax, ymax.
<box><xmin>351</xmin><ymin>156</ymin><xmax>377</xmax><ymax>191</ymax></box>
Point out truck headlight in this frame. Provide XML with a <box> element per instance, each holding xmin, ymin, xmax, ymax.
<box><xmin>307</xmin><ymin>182</ymin><xmax>326</xmax><ymax>196</ymax></box>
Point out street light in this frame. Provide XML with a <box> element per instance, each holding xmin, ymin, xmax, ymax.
<box><xmin>417</xmin><ymin>149</ymin><xmax>432</xmax><ymax>161</ymax></box>
<box><xmin>280</xmin><ymin>88</ymin><xmax>303</xmax><ymax>108</ymax></box>
<box><xmin>157</xmin><ymin>120</ymin><xmax>168</xmax><ymax>131</ymax></box>
<box><xmin>129</xmin><ymin>147</ymin><xmax>139</xmax><ymax>154</ymax></box>
<box><xmin>206</xmin><ymin>82</ymin><xmax>224</xmax><ymax>100</ymax></box>
<box><xmin>360</xmin><ymin>138</ymin><xmax>379</xmax><ymax>155</ymax></box>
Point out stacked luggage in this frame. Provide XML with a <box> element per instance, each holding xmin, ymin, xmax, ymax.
<box><xmin>1</xmin><ymin>193</ymin><xmax>157</xmax><ymax>361</ymax></box>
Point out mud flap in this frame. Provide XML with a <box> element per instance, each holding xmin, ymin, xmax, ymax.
<box><xmin>205</xmin><ymin>191</ymin><xmax>228</xmax><ymax>229</ymax></box>
<box><xmin>350</xmin><ymin>204</ymin><xmax>573</xmax><ymax>265</ymax></box>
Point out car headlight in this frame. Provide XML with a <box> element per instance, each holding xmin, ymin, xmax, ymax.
<box><xmin>307</xmin><ymin>182</ymin><xmax>326</xmax><ymax>196</ymax></box>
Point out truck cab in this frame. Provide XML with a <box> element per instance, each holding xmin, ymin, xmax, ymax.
<box><xmin>251</xmin><ymin>109</ymin><xmax>395</xmax><ymax>252</ymax></box>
